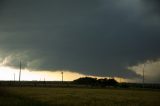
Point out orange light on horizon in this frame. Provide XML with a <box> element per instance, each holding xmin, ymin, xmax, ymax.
<box><xmin>0</xmin><ymin>65</ymin><xmax>128</xmax><ymax>82</ymax></box>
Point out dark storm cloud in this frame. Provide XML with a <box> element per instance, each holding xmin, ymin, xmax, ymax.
<box><xmin>143</xmin><ymin>0</ymin><xmax>160</xmax><ymax>11</ymax></box>
<box><xmin>0</xmin><ymin>0</ymin><xmax>160</xmax><ymax>80</ymax></box>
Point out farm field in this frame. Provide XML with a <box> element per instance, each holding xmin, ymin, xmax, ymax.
<box><xmin>0</xmin><ymin>87</ymin><xmax>160</xmax><ymax>106</ymax></box>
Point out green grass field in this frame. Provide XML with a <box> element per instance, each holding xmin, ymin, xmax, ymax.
<box><xmin>0</xmin><ymin>87</ymin><xmax>160</xmax><ymax>106</ymax></box>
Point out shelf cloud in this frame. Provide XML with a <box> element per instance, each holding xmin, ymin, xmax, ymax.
<box><xmin>0</xmin><ymin>0</ymin><xmax>160</xmax><ymax>82</ymax></box>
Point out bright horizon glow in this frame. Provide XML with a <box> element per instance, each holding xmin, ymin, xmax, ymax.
<box><xmin>0</xmin><ymin>66</ymin><xmax>85</xmax><ymax>81</ymax></box>
<box><xmin>0</xmin><ymin>65</ymin><xmax>127</xmax><ymax>82</ymax></box>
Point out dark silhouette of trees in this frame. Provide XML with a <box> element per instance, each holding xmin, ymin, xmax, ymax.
<box><xmin>107</xmin><ymin>79</ymin><xmax>118</xmax><ymax>86</ymax></box>
<box><xmin>73</xmin><ymin>77</ymin><xmax>118</xmax><ymax>87</ymax></box>
<box><xmin>73</xmin><ymin>77</ymin><xmax>97</xmax><ymax>86</ymax></box>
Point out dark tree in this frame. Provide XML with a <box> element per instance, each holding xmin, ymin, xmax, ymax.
<box><xmin>106</xmin><ymin>79</ymin><xmax>118</xmax><ymax>86</ymax></box>
<box><xmin>73</xmin><ymin>77</ymin><xmax>118</xmax><ymax>87</ymax></box>
<box><xmin>73</xmin><ymin>77</ymin><xmax>97</xmax><ymax>86</ymax></box>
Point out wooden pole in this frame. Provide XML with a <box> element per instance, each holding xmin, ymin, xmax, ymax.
<box><xmin>61</xmin><ymin>72</ymin><xmax>63</xmax><ymax>83</ymax></box>
<box><xmin>142</xmin><ymin>64</ymin><xmax>145</xmax><ymax>88</ymax></box>
<box><xmin>14</xmin><ymin>73</ymin><xmax>15</xmax><ymax>82</ymax></box>
<box><xmin>19</xmin><ymin>61</ymin><xmax>21</xmax><ymax>82</ymax></box>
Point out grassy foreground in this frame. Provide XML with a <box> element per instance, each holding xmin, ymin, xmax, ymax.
<box><xmin>0</xmin><ymin>87</ymin><xmax>160</xmax><ymax>106</ymax></box>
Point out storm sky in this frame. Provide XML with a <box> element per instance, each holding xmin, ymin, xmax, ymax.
<box><xmin>0</xmin><ymin>0</ymin><xmax>160</xmax><ymax>82</ymax></box>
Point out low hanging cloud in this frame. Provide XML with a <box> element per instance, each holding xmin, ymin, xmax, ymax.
<box><xmin>0</xmin><ymin>0</ymin><xmax>160</xmax><ymax>82</ymax></box>
<box><xmin>128</xmin><ymin>59</ymin><xmax>160</xmax><ymax>83</ymax></box>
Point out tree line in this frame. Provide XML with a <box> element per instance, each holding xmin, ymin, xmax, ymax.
<box><xmin>73</xmin><ymin>77</ymin><xmax>118</xmax><ymax>87</ymax></box>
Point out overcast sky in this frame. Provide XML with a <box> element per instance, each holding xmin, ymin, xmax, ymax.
<box><xmin>0</xmin><ymin>0</ymin><xmax>160</xmax><ymax>83</ymax></box>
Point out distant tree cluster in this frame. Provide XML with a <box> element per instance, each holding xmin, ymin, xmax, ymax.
<box><xmin>73</xmin><ymin>77</ymin><xmax>118</xmax><ymax>87</ymax></box>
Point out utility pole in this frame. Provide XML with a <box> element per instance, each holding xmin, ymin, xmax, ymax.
<box><xmin>14</xmin><ymin>73</ymin><xmax>15</xmax><ymax>82</ymax></box>
<box><xmin>44</xmin><ymin>77</ymin><xmax>46</xmax><ymax>87</ymax></box>
<box><xmin>142</xmin><ymin>64</ymin><xmax>145</xmax><ymax>88</ymax></box>
<box><xmin>19</xmin><ymin>61</ymin><xmax>21</xmax><ymax>82</ymax></box>
<box><xmin>61</xmin><ymin>72</ymin><xmax>63</xmax><ymax>83</ymax></box>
